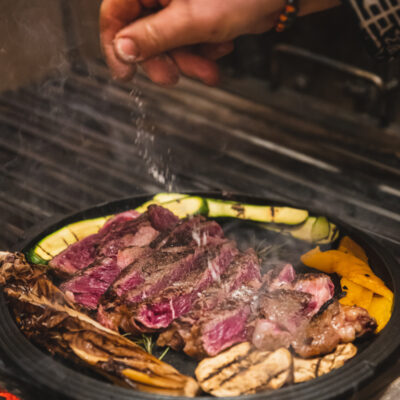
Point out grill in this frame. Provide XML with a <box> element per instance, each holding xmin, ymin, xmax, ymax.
<box><xmin>1</xmin><ymin>1</ymin><xmax>400</xmax><ymax>398</ymax></box>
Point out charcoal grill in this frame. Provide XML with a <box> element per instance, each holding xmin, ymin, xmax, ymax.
<box><xmin>0</xmin><ymin>1</ymin><xmax>400</xmax><ymax>399</ymax></box>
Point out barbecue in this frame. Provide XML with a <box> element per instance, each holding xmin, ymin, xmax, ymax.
<box><xmin>0</xmin><ymin>194</ymin><xmax>394</xmax><ymax>398</ymax></box>
<box><xmin>1</xmin><ymin>1</ymin><xmax>400</xmax><ymax>399</ymax></box>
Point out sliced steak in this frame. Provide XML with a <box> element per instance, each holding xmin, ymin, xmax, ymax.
<box><xmin>157</xmin><ymin>250</ymin><xmax>262</xmax><ymax>358</ymax></box>
<box><xmin>147</xmin><ymin>204</ymin><xmax>179</xmax><ymax>231</ymax></box>
<box><xmin>54</xmin><ymin>206</ymin><xmax>180</xmax><ymax>307</ymax></box>
<box><xmin>150</xmin><ymin>216</ymin><xmax>224</xmax><ymax>252</ymax></box>
<box><xmin>292</xmin><ymin>301</ymin><xmax>377</xmax><ymax>358</ymax></box>
<box><xmin>263</xmin><ymin>266</ymin><xmax>334</xmax><ymax>317</ymax></box>
<box><xmin>107</xmin><ymin>248</ymin><xmax>198</xmax><ymax>302</ymax></box>
<box><xmin>61</xmin><ymin>246</ymin><xmax>151</xmax><ymax>310</ymax></box>
<box><xmin>130</xmin><ymin>241</ymin><xmax>238</xmax><ymax>332</ymax></box>
<box><xmin>252</xmin><ymin>289</ymin><xmax>312</xmax><ymax>351</ymax></box>
<box><xmin>49</xmin><ymin>210</ymin><xmax>141</xmax><ymax>276</ymax></box>
<box><xmin>263</xmin><ymin>264</ymin><xmax>296</xmax><ymax>290</ymax></box>
<box><xmin>292</xmin><ymin>274</ymin><xmax>334</xmax><ymax>317</ymax></box>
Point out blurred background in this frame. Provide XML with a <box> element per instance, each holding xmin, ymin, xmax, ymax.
<box><xmin>0</xmin><ymin>0</ymin><xmax>399</xmax><ymax>252</ymax></box>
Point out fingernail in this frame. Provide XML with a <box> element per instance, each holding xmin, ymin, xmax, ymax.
<box><xmin>115</xmin><ymin>38</ymin><xmax>140</xmax><ymax>63</ymax></box>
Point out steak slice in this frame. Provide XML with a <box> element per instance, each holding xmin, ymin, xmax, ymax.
<box><xmin>106</xmin><ymin>248</ymin><xmax>198</xmax><ymax>302</ymax></box>
<box><xmin>128</xmin><ymin>241</ymin><xmax>238</xmax><ymax>332</ymax></box>
<box><xmin>49</xmin><ymin>206</ymin><xmax>178</xmax><ymax>276</ymax></box>
<box><xmin>292</xmin><ymin>274</ymin><xmax>334</xmax><ymax>317</ymax></box>
<box><xmin>292</xmin><ymin>301</ymin><xmax>377</xmax><ymax>358</ymax></box>
<box><xmin>61</xmin><ymin>247</ymin><xmax>150</xmax><ymax>310</ymax></box>
<box><xmin>252</xmin><ymin>290</ymin><xmax>312</xmax><ymax>351</ymax></box>
<box><xmin>157</xmin><ymin>250</ymin><xmax>262</xmax><ymax>358</ymax></box>
<box><xmin>150</xmin><ymin>216</ymin><xmax>224</xmax><ymax>252</ymax></box>
<box><xmin>49</xmin><ymin>210</ymin><xmax>141</xmax><ymax>276</ymax></box>
<box><xmin>263</xmin><ymin>264</ymin><xmax>296</xmax><ymax>290</ymax></box>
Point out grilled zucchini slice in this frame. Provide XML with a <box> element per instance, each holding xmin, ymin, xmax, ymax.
<box><xmin>206</xmin><ymin>199</ymin><xmax>309</xmax><ymax>225</ymax></box>
<box><xmin>263</xmin><ymin>216</ymin><xmax>339</xmax><ymax>244</ymax></box>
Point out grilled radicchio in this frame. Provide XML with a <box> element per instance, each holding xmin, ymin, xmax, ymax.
<box><xmin>0</xmin><ymin>252</ymin><xmax>199</xmax><ymax>397</ymax></box>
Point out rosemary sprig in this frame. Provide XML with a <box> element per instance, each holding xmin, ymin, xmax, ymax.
<box><xmin>158</xmin><ymin>346</ymin><xmax>170</xmax><ymax>361</ymax></box>
<box><xmin>126</xmin><ymin>333</ymin><xmax>170</xmax><ymax>360</ymax></box>
<box><xmin>132</xmin><ymin>334</ymin><xmax>155</xmax><ymax>354</ymax></box>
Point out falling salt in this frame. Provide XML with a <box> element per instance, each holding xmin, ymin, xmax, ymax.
<box><xmin>128</xmin><ymin>85</ymin><xmax>176</xmax><ymax>191</ymax></box>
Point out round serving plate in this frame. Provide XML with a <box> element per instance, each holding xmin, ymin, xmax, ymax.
<box><xmin>1</xmin><ymin>192</ymin><xmax>400</xmax><ymax>400</ymax></box>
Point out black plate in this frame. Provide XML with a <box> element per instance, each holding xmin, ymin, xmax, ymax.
<box><xmin>2</xmin><ymin>192</ymin><xmax>400</xmax><ymax>400</ymax></box>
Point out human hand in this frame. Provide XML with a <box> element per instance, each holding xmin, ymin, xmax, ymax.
<box><xmin>100</xmin><ymin>0</ymin><xmax>340</xmax><ymax>86</ymax></box>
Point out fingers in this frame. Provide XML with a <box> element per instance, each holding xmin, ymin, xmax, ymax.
<box><xmin>141</xmin><ymin>55</ymin><xmax>180</xmax><ymax>86</ymax></box>
<box><xmin>170</xmin><ymin>49</ymin><xmax>220</xmax><ymax>86</ymax></box>
<box><xmin>200</xmin><ymin>41</ymin><xmax>234</xmax><ymax>61</ymax></box>
<box><xmin>114</xmin><ymin>4</ymin><xmax>203</xmax><ymax>63</ymax></box>
<box><xmin>100</xmin><ymin>0</ymin><xmax>142</xmax><ymax>80</ymax></box>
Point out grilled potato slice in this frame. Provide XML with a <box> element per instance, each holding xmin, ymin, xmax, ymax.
<box><xmin>195</xmin><ymin>342</ymin><xmax>292</xmax><ymax>397</ymax></box>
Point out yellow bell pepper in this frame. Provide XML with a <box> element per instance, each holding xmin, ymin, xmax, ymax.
<box><xmin>301</xmin><ymin>238</ymin><xmax>394</xmax><ymax>332</ymax></box>
<box><xmin>339</xmin><ymin>278</ymin><xmax>373</xmax><ymax>310</ymax></box>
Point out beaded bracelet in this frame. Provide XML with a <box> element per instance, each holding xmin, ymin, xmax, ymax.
<box><xmin>275</xmin><ymin>0</ymin><xmax>300</xmax><ymax>32</ymax></box>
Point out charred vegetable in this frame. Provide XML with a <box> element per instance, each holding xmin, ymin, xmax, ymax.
<box><xmin>195</xmin><ymin>342</ymin><xmax>358</xmax><ymax>397</ymax></box>
<box><xmin>301</xmin><ymin>237</ymin><xmax>394</xmax><ymax>332</ymax></box>
<box><xmin>263</xmin><ymin>216</ymin><xmax>339</xmax><ymax>244</ymax></box>
<box><xmin>0</xmin><ymin>252</ymin><xmax>198</xmax><ymax>397</ymax></box>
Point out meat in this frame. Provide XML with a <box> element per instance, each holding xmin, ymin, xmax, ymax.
<box><xmin>292</xmin><ymin>274</ymin><xmax>335</xmax><ymax>317</ymax></box>
<box><xmin>49</xmin><ymin>210</ymin><xmax>141</xmax><ymax>276</ymax></box>
<box><xmin>150</xmin><ymin>216</ymin><xmax>223</xmax><ymax>251</ymax></box>
<box><xmin>131</xmin><ymin>241</ymin><xmax>238</xmax><ymax>331</ymax></box>
<box><xmin>292</xmin><ymin>301</ymin><xmax>376</xmax><ymax>358</ymax></box>
<box><xmin>263</xmin><ymin>263</ymin><xmax>296</xmax><ymax>290</ymax></box>
<box><xmin>252</xmin><ymin>290</ymin><xmax>312</xmax><ymax>351</ymax></box>
<box><xmin>57</xmin><ymin>206</ymin><xmax>178</xmax><ymax>309</ymax></box>
<box><xmin>157</xmin><ymin>250</ymin><xmax>262</xmax><ymax>358</ymax></box>
<box><xmin>44</xmin><ymin>205</ymin><xmax>377</xmax><ymax>363</ymax></box>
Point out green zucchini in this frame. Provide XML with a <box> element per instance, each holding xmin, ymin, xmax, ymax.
<box><xmin>153</xmin><ymin>193</ymin><xmax>189</xmax><ymax>203</ymax></box>
<box><xmin>158</xmin><ymin>196</ymin><xmax>208</xmax><ymax>218</ymax></box>
<box><xmin>206</xmin><ymin>198</ymin><xmax>309</xmax><ymax>225</ymax></box>
<box><xmin>263</xmin><ymin>216</ymin><xmax>339</xmax><ymax>244</ymax></box>
<box><xmin>27</xmin><ymin>216</ymin><xmax>111</xmax><ymax>264</ymax></box>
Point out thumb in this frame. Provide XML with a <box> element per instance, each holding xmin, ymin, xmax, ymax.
<box><xmin>114</xmin><ymin>3</ymin><xmax>203</xmax><ymax>62</ymax></box>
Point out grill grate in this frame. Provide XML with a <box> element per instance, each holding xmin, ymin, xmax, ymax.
<box><xmin>0</xmin><ymin>61</ymin><xmax>400</xmax><ymax>256</ymax></box>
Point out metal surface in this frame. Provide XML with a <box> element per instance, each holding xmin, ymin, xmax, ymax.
<box><xmin>0</xmin><ymin>60</ymin><xmax>400</xmax><ymax>398</ymax></box>
<box><xmin>1</xmin><ymin>193</ymin><xmax>400</xmax><ymax>400</ymax></box>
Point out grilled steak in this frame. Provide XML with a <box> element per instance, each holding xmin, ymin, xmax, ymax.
<box><xmin>130</xmin><ymin>241</ymin><xmax>238</xmax><ymax>332</ymax></box>
<box><xmin>150</xmin><ymin>216</ymin><xmax>224</xmax><ymax>251</ymax></box>
<box><xmin>49</xmin><ymin>210</ymin><xmax>141</xmax><ymax>276</ymax></box>
<box><xmin>33</xmin><ymin>205</ymin><xmax>378</xmax><ymax>365</ymax></box>
<box><xmin>292</xmin><ymin>301</ymin><xmax>377</xmax><ymax>358</ymax></box>
<box><xmin>252</xmin><ymin>290</ymin><xmax>313</xmax><ymax>351</ymax></box>
<box><xmin>157</xmin><ymin>250</ymin><xmax>262</xmax><ymax>358</ymax></box>
<box><xmin>58</xmin><ymin>206</ymin><xmax>179</xmax><ymax>309</ymax></box>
